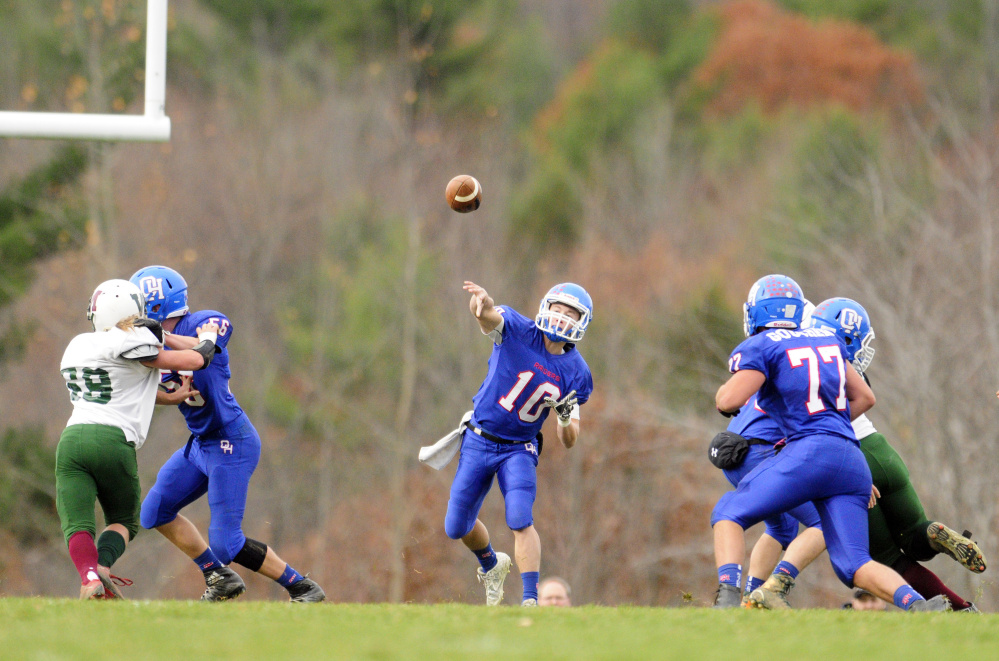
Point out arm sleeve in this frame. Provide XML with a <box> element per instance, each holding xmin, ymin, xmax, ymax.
<box><xmin>483</xmin><ymin>315</ymin><xmax>506</xmax><ymax>345</ymax></box>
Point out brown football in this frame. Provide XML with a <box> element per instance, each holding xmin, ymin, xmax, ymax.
<box><xmin>445</xmin><ymin>175</ymin><xmax>482</xmax><ymax>213</ymax></box>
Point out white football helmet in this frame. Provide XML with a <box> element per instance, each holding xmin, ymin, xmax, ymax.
<box><xmin>87</xmin><ymin>279</ymin><xmax>146</xmax><ymax>332</ymax></box>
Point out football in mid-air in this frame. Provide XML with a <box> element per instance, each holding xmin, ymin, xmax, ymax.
<box><xmin>445</xmin><ymin>175</ymin><xmax>482</xmax><ymax>213</ymax></box>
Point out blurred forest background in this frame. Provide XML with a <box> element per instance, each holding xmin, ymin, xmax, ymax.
<box><xmin>3</xmin><ymin>0</ymin><xmax>999</xmax><ymax>609</ymax></box>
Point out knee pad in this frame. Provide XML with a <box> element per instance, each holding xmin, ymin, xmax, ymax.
<box><xmin>764</xmin><ymin>514</ymin><xmax>799</xmax><ymax>549</ymax></box>
<box><xmin>231</xmin><ymin>537</ymin><xmax>268</xmax><ymax>571</ymax></box>
<box><xmin>444</xmin><ymin>509</ymin><xmax>475</xmax><ymax>540</ymax></box>
<box><xmin>830</xmin><ymin>556</ymin><xmax>862</xmax><ymax>587</ymax></box>
<box><xmin>504</xmin><ymin>489</ymin><xmax>535</xmax><ymax>531</ymax></box>
<box><xmin>139</xmin><ymin>491</ymin><xmax>168</xmax><ymax>530</ymax></box>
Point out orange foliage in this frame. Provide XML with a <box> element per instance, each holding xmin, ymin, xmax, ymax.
<box><xmin>695</xmin><ymin>0</ymin><xmax>924</xmax><ymax>117</ymax></box>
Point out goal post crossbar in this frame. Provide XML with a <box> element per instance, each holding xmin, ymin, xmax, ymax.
<box><xmin>0</xmin><ymin>0</ymin><xmax>171</xmax><ymax>142</ymax></box>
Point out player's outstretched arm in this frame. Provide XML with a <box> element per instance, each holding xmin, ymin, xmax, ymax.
<box><xmin>141</xmin><ymin>322</ymin><xmax>220</xmax><ymax>371</ymax></box>
<box><xmin>463</xmin><ymin>281</ymin><xmax>503</xmax><ymax>334</ymax></box>
<box><xmin>844</xmin><ymin>362</ymin><xmax>875</xmax><ymax>419</ymax></box>
<box><xmin>716</xmin><ymin>369</ymin><xmax>765</xmax><ymax>415</ymax></box>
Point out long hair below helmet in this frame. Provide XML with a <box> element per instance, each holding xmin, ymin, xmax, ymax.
<box><xmin>88</xmin><ymin>280</ymin><xmax>146</xmax><ymax>332</ymax></box>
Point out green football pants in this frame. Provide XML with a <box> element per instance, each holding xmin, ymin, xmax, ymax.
<box><xmin>55</xmin><ymin>424</ymin><xmax>141</xmax><ymax>544</ymax></box>
<box><xmin>861</xmin><ymin>432</ymin><xmax>934</xmax><ymax>566</ymax></box>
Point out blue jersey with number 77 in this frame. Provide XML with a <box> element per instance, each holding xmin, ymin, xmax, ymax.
<box><xmin>728</xmin><ymin>325</ymin><xmax>854</xmax><ymax>444</ymax></box>
<box><xmin>470</xmin><ymin>307</ymin><xmax>593</xmax><ymax>442</ymax></box>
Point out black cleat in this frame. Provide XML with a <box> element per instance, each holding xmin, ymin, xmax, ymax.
<box><xmin>287</xmin><ymin>576</ymin><xmax>326</xmax><ymax>603</ymax></box>
<box><xmin>908</xmin><ymin>595</ymin><xmax>951</xmax><ymax>612</ymax></box>
<box><xmin>712</xmin><ymin>583</ymin><xmax>742</xmax><ymax>609</ymax></box>
<box><xmin>201</xmin><ymin>566</ymin><xmax>246</xmax><ymax>602</ymax></box>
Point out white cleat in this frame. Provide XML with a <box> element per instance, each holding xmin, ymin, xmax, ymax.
<box><xmin>522</xmin><ymin>598</ymin><xmax>538</xmax><ymax>607</ymax></box>
<box><xmin>476</xmin><ymin>551</ymin><xmax>512</xmax><ymax>606</ymax></box>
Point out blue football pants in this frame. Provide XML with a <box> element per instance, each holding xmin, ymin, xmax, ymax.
<box><xmin>444</xmin><ymin>430</ymin><xmax>539</xmax><ymax>539</ymax></box>
<box><xmin>140</xmin><ymin>415</ymin><xmax>261</xmax><ymax>565</ymax></box>
<box><xmin>723</xmin><ymin>443</ymin><xmax>822</xmax><ymax>548</ymax></box>
<box><xmin>712</xmin><ymin>434</ymin><xmax>873</xmax><ymax>585</ymax></box>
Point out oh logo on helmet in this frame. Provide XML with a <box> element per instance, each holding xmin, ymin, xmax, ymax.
<box><xmin>839</xmin><ymin>308</ymin><xmax>861</xmax><ymax>333</ymax></box>
<box><xmin>138</xmin><ymin>276</ymin><xmax>165</xmax><ymax>302</ymax></box>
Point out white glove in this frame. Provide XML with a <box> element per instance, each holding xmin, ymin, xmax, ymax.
<box><xmin>544</xmin><ymin>390</ymin><xmax>577</xmax><ymax>427</ymax></box>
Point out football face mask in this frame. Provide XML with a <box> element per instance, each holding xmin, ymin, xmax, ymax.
<box><xmin>535</xmin><ymin>283</ymin><xmax>593</xmax><ymax>343</ymax></box>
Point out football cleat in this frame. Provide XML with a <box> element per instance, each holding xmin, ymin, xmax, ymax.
<box><xmin>712</xmin><ymin>583</ymin><xmax>742</xmax><ymax>609</ymax></box>
<box><xmin>287</xmin><ymin>576</ymin><xmax>326</xmax><ymax>603</ymax></box>
<box><xmin>476</xmin><ymin>551</ymin><xmax>512</xmax><ymax>606</ymax></box>
<box><xmin>80</xmin><ymin>579</ymin><xmax>106</xmax><ymax>600</ymax></box>
<box><xmin>907</xmin><ymin>595</ymin><xmax>951</xmax><ymax>612</ymax></box>
<box><xmin>200</xmin><ymin>566</ymin><xmax>246</xmax><ymax>602</ymax></box>
<box><xmin>927</xmin><ymin>523</ymin><xmax>986</xmax><ymax>573</ymax></box>
<box><xmin>960</xmin><ymin>602</ymin><xmax>982</xmax><ymax>614</ymax></box>
<box><xmin>97</xmin><ymin>566</ymin><xmax>132</xmax><ymax>600</ymax></box>
<box><xmin>747</xmin><ymin>573</ymin><xmax>795</xmax><ymax>610</ymax></box>
<box><xmin>522</xmin><ymin>598</ymin><xmax>538</xmax><ymax>607</ymax></box>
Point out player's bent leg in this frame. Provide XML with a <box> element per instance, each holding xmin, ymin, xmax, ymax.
<box><xmin>745</xmin><ymin>532</ymin><xmax>784</xmax><ymax>603</ymax></box>
<box><xmin>444</xmin><ymin>437</ymin><xmax>495</xmax><ymax>540</ymax></box>
<box><xmin>140</xmin><ymin>446</ymin><xmax>209</xmax><ymax>530</ymax></box>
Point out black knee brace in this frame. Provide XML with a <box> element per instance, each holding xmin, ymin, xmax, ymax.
<box><xmin>232</xmin><ymin>537</ymin><xmax>268</xmax><ymax>572</ymax></box>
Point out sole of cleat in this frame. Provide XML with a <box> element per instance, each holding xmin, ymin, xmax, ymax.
<box><xmin>928</xmin><ymin>523</ymin><xmax>987</xmax><ymax>573</ymax></box>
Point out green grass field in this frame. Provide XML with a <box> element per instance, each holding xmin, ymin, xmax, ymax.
<box><xmin>1</xmin><ymin>599</ymin><xmax>996</xmax><ymax>660</ymax></box>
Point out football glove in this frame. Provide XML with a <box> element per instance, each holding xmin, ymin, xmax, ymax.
<box><xmin>134</xmin><ymin>317</ymin><xmax>164</xmax><ymax>343</ymax></box>
<box><xmin>544</xmin><ymin>390</ymin><xmax>577</xmax><ymax>427</ymax></box>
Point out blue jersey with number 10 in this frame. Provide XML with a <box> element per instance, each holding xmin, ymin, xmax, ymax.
<box><xmin>728</xmin><ymin>326</ymin><xmax>854</xmax><ymax>444</ymax></box>
<box><xmin>471</xmin><ymin>307</ymin><xmax>593</xmax><ymax>442</ymax></box>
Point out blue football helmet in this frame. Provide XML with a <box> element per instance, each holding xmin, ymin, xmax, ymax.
<box><xmin>808</xmin><ymin>297</ymin><xmax>875</xmax><ymax>373</ymax></box>
<box><xmin>535</xmin><ymin>283</ymin><xmax>593</xmax><ymax>343</ymax></box>
<box><xmin>129</xmin><ymin>265</ymin><xmax>189</xmax><ymax>322</ymax></box>
<box><xmin>743</xmin><ymin>274</ymin><xmax>806</xmax><ymax>337</ymax></box>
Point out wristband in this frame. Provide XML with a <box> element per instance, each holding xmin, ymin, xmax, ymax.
<box><xmin>197</xmin><ymin>330</ymin><xmax>218</xmax><ymax>345</ymax></box>
<box><xmin>558</xmin><ymin>416</ymin><xmax>571</xmax><ymax>428</ymax></box>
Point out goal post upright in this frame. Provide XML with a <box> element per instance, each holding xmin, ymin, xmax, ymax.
<box><xmin>0</xmin><ymin>0</ymin><xmax>172</xmax><ymax>142</ymax></box>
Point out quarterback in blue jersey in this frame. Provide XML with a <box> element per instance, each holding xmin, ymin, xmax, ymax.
<box><xmin>446</xmin><ymin>281</ymin><xmax>594</xmax><ymax>606</ymax></box>
<box><xmin>131</xmin><ymin>265</ymin><xmax>325</xmax><ymax>603</ymax></box>
<box><xmin>710</xmin><ymin>275</ymin><xmax>948</xmax><ymax>611</ymax></box>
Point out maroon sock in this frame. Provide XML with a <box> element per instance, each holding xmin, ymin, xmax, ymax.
<box><xmin>68</xmin><ymin>531</ymin><xmax>100</xmax><ymax>584</ymax></box>
<box><xmin>900</xmin><ymin>562</ymin><xmax>970</xmax><ymax>609</ymax></box>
